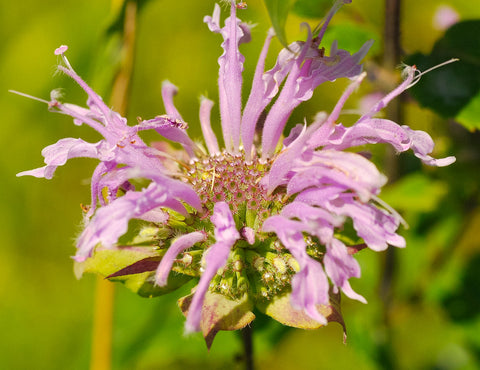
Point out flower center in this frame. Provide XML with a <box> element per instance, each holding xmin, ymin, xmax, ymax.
<box><xmin>174</xmin><ymin>151</ymin><xmax>299</xmax><ymax>301</ymax></box>
<box><xmin>186</xmin><ymin>151</ymin><xmax>281</xmax><ymax>226</ymax></box>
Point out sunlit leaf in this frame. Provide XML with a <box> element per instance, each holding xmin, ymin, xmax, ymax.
<box><xmin>256</xmin><ymin>290</ymin><xmax>346</xmax><ymax>340</ymax></box>
<box><xmin>76</xmin><ymin>247</ymin><xmax>192</xmax><ymax>298</ymax></box>
<box><xmin>75</xmin><ymin>246</ymin><xmax>158</xmax><ymax>278</ymax></box>
<box><xmin>456</xmin><ymin>91</ymin><xmax>480</xmax><ymax>131</ymax></box>
<box><xmin>322</xmin><ymin>23</ymin><xmax>380</xmax><ymax>55</ymax></box>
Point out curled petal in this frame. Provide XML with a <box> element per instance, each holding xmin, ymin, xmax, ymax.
<box><xmin>199</xmin><ymin>97</ymin><xmax>220</xmax><ymax>155</ymax></box>
<box><xmin>326</xmin><ymin>119</ymin><xmax>411</xmax><ymax>152</ymax></box>
<box><xmin>288</xmin><ymin>150</ymin><xmax>387</xmax><ymax>202</ymax></box>
<box><xmin>185</xmin><ymin>202</ymin><xmax>240</xmax><ymax>333</ymax></box>
<box><xmin>17</xmin><ymin>138</ymin><xmax>102</xmax><ymax>179</ymax></box>
<box><xmin>263</xmin><ymin>216</ymin><xmax>330</xmax><ymax>324</ymax></box>
<box><xmin>155</xmin><ymin>231</ymin><xmax>207</xmax><ymax>286</ymax></box>
<box><xmin>75</xmin><ymin>182</ymin><xmax>189</xmax><ymax>262</ymax></box>
<box><xmin>139</xmin><ymin>116</ymin><xmax>197</xmax><ymax>158</ymax></box>
<box><xmin>401</xmin><ymin>125</ymin><xmax>456</xmax><ymax>166</ymax></box>
<box><xmin>325</xmin><ymin>194</ymin><xmax>406</xmax><ymax>251</ymax></box>
<box><xmin>290</xmin><ymin>260</ymin><xmax>329</xmax><ymax>325</ymax></box>
<box><xmin>325</xmin><ymin>119</ymin><xmax>456</xmax><ymax>167</ymax></box>
<box><xmin>161</xmin><ymin>81</ymin><xmax>183</xmax><ymax>121</ymax></box>
<box><xmin>324</xmin><ymin>239</ymin><xmax>366</xmax><ymax>303</ymax></box>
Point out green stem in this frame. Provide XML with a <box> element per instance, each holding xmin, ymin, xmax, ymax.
<box><xmin>90</xmin><ymin>277</ymin><xmax>115</xmax><ymax>370</ymax></box>
<box><xmin>90</xmin><ymin>2</ymin><xmax>138</xmax><ymax>369</ymax></box>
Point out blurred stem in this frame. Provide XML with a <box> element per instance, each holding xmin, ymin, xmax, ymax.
<box><xmin>242</xmin><ymin>326</ymin><xmax>254</xmax><ymax>370</ymax></box>
<box><xmin>379</xmin><ymin>0</ymin><xmax>403</xmax><ymax>368</ymax></box>
<box><xmin>110</xmin><ymin>0</ymin><xmax>138</xmax><ymax>116</ymax></box>
<box><xmin>90</xmin><ymin>2</ymin><xmax>138</xmax><ymax>370</ymax></box>
<box><xmin>90</xmin><ymin>277</ymin><xmax>115</xmax><ymax>370</ymax></box>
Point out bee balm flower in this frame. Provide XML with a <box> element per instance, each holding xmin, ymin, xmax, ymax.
<box><xmin>17</xmin><ymin>0</ymin><xmax>454</xmax><ymax>346</ymax></box>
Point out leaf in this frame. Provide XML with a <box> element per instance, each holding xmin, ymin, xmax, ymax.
<box><xmin>76</xmin><ymin>247</ymin><xmax>192</xmax><ymax>298</ymax></box>
<box><xmin>291</xmin><ymin>0</ymin><xmax>334</xmax><ymax>19</ymax></box>
<box><xmin>111</xmin><ymin>269</ymin><xmax>192</xmax><ymax>298</ymax></box>
<box><xmin>322</xmin><ymin>23</ymin><xmax>380</xmax><ymax>55</ymax></box>
<box><xmin>456</xmin><ymin>91</ymin><xmax>480</xmax><ymax>131</ymax></box>
<box><xmin>178</xmin><ymin>292</ymin><xmax>255</xmax><ymax>349</ymax></box>
<box><xmin>107</xmin><ymin>256</ymin><xmax>161</xmax><ymax>278</ymax></box>
<box><xmin>406</xmin><ymin>20</ymin><xmax>480</xmax><ymax>121</ymax></box>
<box><xmin>380</xmin><ymin>173</ymin><xmax>449</xmax><ymax>213</ymax></box>
<box><xmin>263</xmin><ymin>0</ymin><xmax>296</xmax><ymax>48</ymax></box>
<box><xmin>256</xmin><ymin>290</ymin><xmax>346</xmax><ymax>340</ymax></box>
<box><xmin>75</xmin><ymin>246</ymin><xmax>159</xmax><ymax>279</ymax></box>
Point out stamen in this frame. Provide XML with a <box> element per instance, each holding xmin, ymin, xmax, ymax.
<box><xmin>9</xmin><ymin>90</ymin><xmax>49</xmax><ymax>104</ymax></box>
<box><xmin>404</xmin><ymin>58</ymin><xmax>459</xmax><ymax>89</ymax></box>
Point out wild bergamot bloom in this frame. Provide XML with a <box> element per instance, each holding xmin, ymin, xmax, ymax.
<box><xmin>17</xmin><ymin>0</ymin><xmax>455</xmax><ymax>345</ymax></box>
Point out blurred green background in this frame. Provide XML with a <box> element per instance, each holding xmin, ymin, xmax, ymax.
<box><xmin>2</xmin><ymin>0</ymin><xmax>480</xmax><ymax>369</ymax></box>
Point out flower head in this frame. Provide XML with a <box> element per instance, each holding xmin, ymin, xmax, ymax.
<box><xmin>18</xmin><ymin>0</ymin><xmax>454</xmax><ymax>345</ymax></box>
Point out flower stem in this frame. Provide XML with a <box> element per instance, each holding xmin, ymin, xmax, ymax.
<box><xmin>90</xmin><ymin>277</ymin><xmax>115</xmax><ymax>370</ymax></box>
<box><xmin>241</xmin><ymin>325</ymin><xmax>254</xmax><ymax>370</ymax></box>
<box><xmin>89</xmin><ymin>1</ymin><xmax>138</xmax><ymax>369</ymax></box>
<box><xmin>381</xmin><ymin>0</ymin><xmax>402</xmax><ymax>310</ymax></box>
<box><xmin>378</xmin><ymin>0</ymin><xmax>403</xmax><ymax>367</ymax></box>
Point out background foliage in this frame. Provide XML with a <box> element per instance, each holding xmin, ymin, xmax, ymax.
<box><xmin>1</xmin><ymin>0</ymin><xmax>480</xmax><ymax>369</ymax></box>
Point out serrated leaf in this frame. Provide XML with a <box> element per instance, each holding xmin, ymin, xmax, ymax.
<box><xmin>178</xmin><ymin>292</ymin><xmax>255</xmax><ymax>349</ymax></box>
<box><xmin>406</xmin><ymin>20</ymin><xmax>480</xmax><ymax>119</ymax></box>
<box><xmin>263</xmin><ymin>0</ymin><xmax>296</xmax><ymax>48</ymax></box>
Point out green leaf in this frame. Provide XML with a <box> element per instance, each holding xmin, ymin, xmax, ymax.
<box><xmin>178</xmin><ymin>292</ymin><xmax>255</xmax><ymax>349</ymax></box>
<box><xmin>322</xmin><ymin>23</ymin><xmax>380</xmax><ymax>55</ymax></box>
<box><xmin>111</xmin><ymin>269</ymin><xmax>192</xmax><ymax>298</ymax></box>
<box><xmin>263</xmin><ymin>0</ymin><xmax>296</xmax><ymax>48</ymax></box>
<box><xmin>256</xmin><ymin>290</ymin><xmax>346</xmax><ymax>338</ymax></box>
<box><xmin>406</xmin><ymin>20</ymin><xmax>480</xmax><ymax>120</ymax></box>
<box><xmin>76</xmin><ymin>247</ymin><xmax>192</xmax><ymax>298</ymax></box>
<box><xmin>291</xmin><ymin>0</ymin><xmax>333</xmax><ymax>19</ymax></box>
<box><xmin>456</xmin><ymin>91</ymin><xmax>480</xmax><ymax>131</ymax></box>
<box><xmin>380</xmin><ymin>173</ymin><xmax>449</xmax><ymax>213</ymax></box>
<box><xmin>75</xmin><ymin>246</ymin><xmax>159</xmax><ymax>278</ymax></box>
